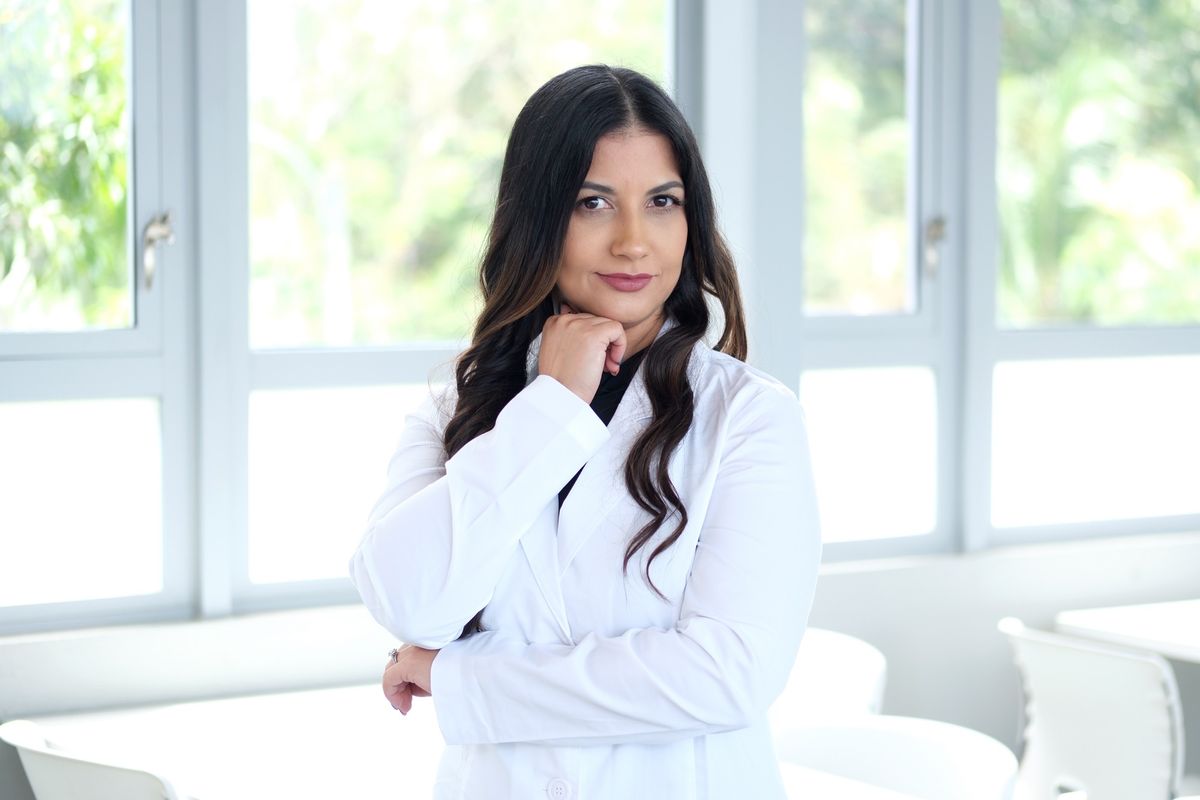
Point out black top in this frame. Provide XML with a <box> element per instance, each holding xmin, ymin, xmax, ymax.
<box><xmin>557</xmin><ymin>345</ymin><xmax>650</xmax><ymax>507</ymax></box>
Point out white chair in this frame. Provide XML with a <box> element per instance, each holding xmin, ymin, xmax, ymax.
<box><xmin>770</xmin><ymin>627</ymin><xmax>887</xmax><ymax>738</ymax></box>
<box><xmin>999</xmin><ymin>617</ymin><xmax>1200</xmax><ymax>800</ymax></box>
<box><xmin>775</xmin><ymin>714</ymin><xmax>1018</xmax><ymax>800</ymax></box>
<box><xmin>0</xmin><ymin>719</ymin><xmax>186</xmax><ymax>800</ymax></box>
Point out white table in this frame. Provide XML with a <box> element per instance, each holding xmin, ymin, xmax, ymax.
<box><xmin>31</xmin><ymin>684</ymin><xmax>916</xmax><ymax>799</ymax></box>
<box><xmin>780</xmin><ymin>762</ymin><xmax>922</xmax><ymax>799</ymax></box>
<box><xmin>33</xmin><ymin>684</ymin><xmax>443</xmax><ymax>799</ymax></box>
<box><xmin>1055</xmin><ymin>598</ymin><xmax>1200</xmax><ymax>663</ymax></box>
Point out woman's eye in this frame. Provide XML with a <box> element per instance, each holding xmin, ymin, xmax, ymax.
<box><xmin>578</xmin><ymin>196</ymin><xmax>610</xmax><ymax>211</ymax></box>
<box><xmin>651</xmin><ymin>194</ymin><xmax>683</xmax><ymax>209</ymax></box>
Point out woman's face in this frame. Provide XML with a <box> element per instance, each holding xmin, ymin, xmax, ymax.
<box><xmin>555</xmin><ymin>129</ymin><xmax>687</xmax><ymax>352</ymax></box>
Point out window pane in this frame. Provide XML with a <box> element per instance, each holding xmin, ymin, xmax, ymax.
<box><xmin>992</xmin><ymin>356</ymin><xmax>1200</xmax><ymax>528</ymax></box>
<box><xmin>248</xmin><ymin>384</ymin><xmax>439</xmax><ymax>584</ymax></box>
<box><xmin>0</xmin><ymin>398</ymin><xmax>161</xmax><ymax>607</ymax></box>
<box><xmin>0</xmin><ymin>0</ymin><xmax>132</xmax><ymax>333</ymax></box>
<box><xmin>799</xmin><ymin>367</ymin><xmax>937</xmax><ymax>542</ymax></box>
<box><xmin>998</xmin><ymin>1</ymin><xmax>1200</xmax><ymax>328</ymax></box>
<box><xmin>803</xmin><ymin>0</ymin><xmax>911</xmax><ymax>316</ymax></box>
<box><xmin>247</xmin><ymin>0</ymin><xmax>669</xmax><ymax>349</ymax></box>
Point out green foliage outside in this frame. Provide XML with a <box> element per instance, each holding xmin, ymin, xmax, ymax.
<box><xmin>805</xmin><ymin>0</ymin><xmax>1200</xmax><ymax>325</ymax></box>
<box><xmin>4</xmin><ymin>1</ymin><xmax>1196</xmax><ymax>337</ymax></box>
<box><xmin>804</xmin><ymin>0</ymin><xmax>910</xmax><ymax>315</ymax></box>
<box><xmin>999</xmin><ymin>0</ymin><xmax>1200</xmax><ymax>326</ymax></box>
<box><xmin>0</xmin><ymin>0</ymin><xmax>129</xmax><ymax>332</ymax></box>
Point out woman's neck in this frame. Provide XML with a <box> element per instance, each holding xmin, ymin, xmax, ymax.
<box><xmin>622</xmin><ymin>312</ymin><xmax>666</xmax><ymax>361</ymax></box>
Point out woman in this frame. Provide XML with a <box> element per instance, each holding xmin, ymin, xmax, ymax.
<box><xmin>349</xmin><ymin>64</ymin><xmax>821</xmax><ymax>799</ymax></box>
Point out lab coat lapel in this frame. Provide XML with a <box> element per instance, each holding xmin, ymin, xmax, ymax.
<box><xmin>518</xmin><ymin>330</ymin><xmax>575</xmax><ymax>640</ymax></box>
<box><xmin>555</xmin><ymin>366</ymin><xmax>653</xmax><ymax>574</ymax></box>
<box><xmin>518</xmin><ymin>502</ymin><xmax>573</xmax><ymax>641</ymax></box>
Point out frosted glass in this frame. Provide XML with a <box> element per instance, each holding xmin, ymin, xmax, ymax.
<box><xmin>0</xmin><ymin>398</ymin><xmax>161</xmax><ymax>607</ymax></box>
<box><xmin>799</xmin><ymin>367</ymin><xmax>937</xmax><ymax>542</ymax></box>
<box><xmin>992</xmin><ymin>357</ymin><xmax>1200</xmax><ymax>527</ymax></box>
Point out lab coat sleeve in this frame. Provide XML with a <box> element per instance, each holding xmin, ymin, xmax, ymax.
<box><xmin>348</xmin><ymin>374</ymin><xmax>610</xmax><ymax>649</ymax></box>
<box><xmin>429</xmin><ymin>383</ymin><xmax>823</xmax><ymax>746</ymax></box>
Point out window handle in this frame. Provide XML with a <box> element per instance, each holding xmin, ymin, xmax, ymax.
<box><xmin>142</xmin><ymin>211</ymin><xmax>175</xmax><ymax>290</ymax></box>
<box><xmin>923</xmin><ymin>215</ymin><xmax>946</xmax><ymax>280</ymax></box>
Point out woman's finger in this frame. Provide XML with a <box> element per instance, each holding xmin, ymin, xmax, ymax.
<box><xmin>385</xmin><ymin>680</ymin><xmax>413</xmax><ymax>714</ymax></box>
<box><xmin>605</xmin><ymin>344</ymin><xmax>623</xmax><ymax>375</ymax></box>
<box><xmin>558</xmin><ymin>303</ymin><xmax>620</xmax><ymax>375</ymax></box>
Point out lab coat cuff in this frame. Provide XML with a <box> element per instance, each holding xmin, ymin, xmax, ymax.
<box><xmin>520</xmin><ymin>374</ymin><xmax>609</xmax><ymax>454</ymax></box>
<box><xmin>430</xmin><ymin>636</ymin><xmax>490</xmax><ymax>745</ymax></box>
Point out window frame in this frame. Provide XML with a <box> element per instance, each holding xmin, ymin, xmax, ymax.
<box><xmin>0</xmin><ymin>0</ymin><xmax>195</xmax><ymax>635</ymax></box>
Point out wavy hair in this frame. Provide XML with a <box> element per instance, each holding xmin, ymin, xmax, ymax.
<box><xmin>445</xmin><ymin>65</ymin><xmax>746</xmax><ymax>635</ymax></box>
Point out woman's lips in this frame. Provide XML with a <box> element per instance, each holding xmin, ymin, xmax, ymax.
<box><xmin>598</xmin><ymin>273</ymin><xmax>653</xmax><ymax>292</ymax></box>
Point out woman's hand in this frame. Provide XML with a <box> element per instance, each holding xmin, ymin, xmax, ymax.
<box><xmin>538</xmin><ymin>300</ymin><xmax>626</xmax><ymax>404</ymax></box>
<box><xmin>383</xmin><ymin>644</ymin><xmax>437</xmax><ymax>715</ymax></box>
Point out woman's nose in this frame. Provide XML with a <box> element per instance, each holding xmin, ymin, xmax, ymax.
<box><xmin>610</xmin><ymin>211</ymin><xmax>649</xmax><ymax>260</ymax></box>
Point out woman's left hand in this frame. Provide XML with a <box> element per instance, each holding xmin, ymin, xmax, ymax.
<box><xmin>383</xmin><ymin>644</ymin><xmax>438</xmax><ymax>714</ymax></box>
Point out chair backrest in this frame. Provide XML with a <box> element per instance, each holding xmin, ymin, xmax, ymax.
<box><xmin>775</xmin><ymin>714</ymin><xmax>1018</xmax><ymax>800</ymax></box>
<box><xmin>0</xmin><ymin>720</ymin><xmax>181</xmax><ymax>800</ymax></box>
<box><xmin>769</xmin><ymin>627</ymin><xmax>887</xmax><ymax>736</ymax></box>
<box><xmin>998</xmin><ymin>617</ymin><xmax>1185</xmax><ymax>800</ymax></box>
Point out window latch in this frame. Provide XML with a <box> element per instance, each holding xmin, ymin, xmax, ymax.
<box><xmin>142</xmin><ymin>211</ymin><xmax>176</xmax><ymax>290</ymax></box>
<box><xmin>923</xmin><ymin>216</ymin><xmax>946</xmax><ymax>280</ymax></box>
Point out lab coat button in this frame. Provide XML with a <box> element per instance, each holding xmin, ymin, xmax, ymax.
<box><xmin>546</xmin><ymin>778</ymin><xmax>572</xmax><ymax>798</ymax></box>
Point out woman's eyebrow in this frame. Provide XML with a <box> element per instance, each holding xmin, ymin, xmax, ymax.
<box><xmin>580</xmin><ymin>180</ymin><xmax>685</xmax><ymax>195</ymax></box>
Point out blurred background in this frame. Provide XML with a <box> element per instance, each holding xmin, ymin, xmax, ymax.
<box><xmin>1</xmin><ymin>0</ymin><xmax>1198</xmax><ymax>798</ymax></box>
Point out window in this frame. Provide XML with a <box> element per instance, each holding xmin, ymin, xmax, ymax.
<box><xmin>2</xmin><ymin>0</ymin><xmax>1196</xmax><ymax>637</ymax></box>
<box><xmin>964</xmin><ymin>0</ymin><xmax>1200</xmax><ymax>549</ymax></box>
<box><xmin>796</xmin><ymin>0</ymin><xmax>945</xmax><ymax>551</ymax></box>
<box><xmin>709</xmin><ymin>0</ymin><xmax>1198</xmax><ymax>561</ymax></box>
<box><xmin>789</xmin><ymin>0</ymin><xmax>956</xmax><ymax>558</ymax></box>
<box><xmin>0</xmin><ymin>0</ymin><xmax>673</xmax><ymax>633</ymax></box>
<box><xmin>0</xmin><ymin>0</ymin><xmax>191</xmax><ymax>631</ymax></box>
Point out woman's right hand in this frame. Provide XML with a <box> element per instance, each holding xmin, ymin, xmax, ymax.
<box><xmin>537</xmin><ymin>301</ymin><xmax>627</xmax><ymax>404</ymax></box>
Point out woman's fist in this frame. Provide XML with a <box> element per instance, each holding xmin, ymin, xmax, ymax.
<box><xmin>537</xmin><ymin>301</ymin><xmax>627</xmax><ymax>403</ymax></box>
<box><xmin>382</xmin><ymin>644</ymin><xmax>436</xmax><ymax>715</ymax></box>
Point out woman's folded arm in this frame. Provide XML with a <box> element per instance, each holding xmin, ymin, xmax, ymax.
<box><xmin>349</xmin><ymin>374</ymin><xmax>610</xmax><ymax>649</ymax></box>
<box><xmin>429</xmin><ymin>385</ymin><xmax>823</xmax><ymax>745</ymax></box>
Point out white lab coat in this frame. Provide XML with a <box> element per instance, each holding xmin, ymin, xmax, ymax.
<box><xmin>350</xmin><ymin>317</ymin><xmax>822</xmax><ymax>799</ymax></box>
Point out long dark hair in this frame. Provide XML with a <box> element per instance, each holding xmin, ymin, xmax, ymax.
<box><xmin>446</xmin><ymin>65</ymin><xmax>746</xmax><ymax>635</ymax></box>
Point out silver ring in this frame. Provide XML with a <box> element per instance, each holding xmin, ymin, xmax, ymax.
<box><xmin>388</xmin><ymin>648</ymin><xmax>400</xmax><ymax>663</ymax></box>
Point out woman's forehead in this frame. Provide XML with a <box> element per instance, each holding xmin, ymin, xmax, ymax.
<box><xmin>585</xmin><ymin>131</ymin><xmax>683</xmax><ymax>189</ymax></box>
